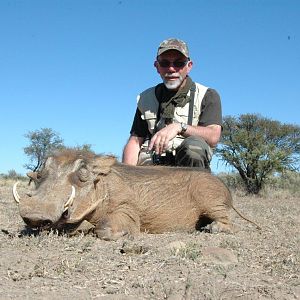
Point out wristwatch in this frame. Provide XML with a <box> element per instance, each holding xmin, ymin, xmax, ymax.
<box><xmin>180</xmin><ymin>122</ymin><xmax>188</xmax><ymax>134</ymax></box>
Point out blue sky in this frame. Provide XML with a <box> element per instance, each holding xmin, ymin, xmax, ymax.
<box><xmin>1</xmin><ymin>0</ymin><xmax>299</xmax><ymax>175</ymax></box>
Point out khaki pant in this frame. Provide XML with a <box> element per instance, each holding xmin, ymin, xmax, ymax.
<box><xmin>175</xmin><ymin>136</ymin><xmax>213</xmax><ymax>170</ymax></box>
<box><xmin>138</xmin><ymin>136</ymin><xmax>213</xmax><ymax>170</ymax></box>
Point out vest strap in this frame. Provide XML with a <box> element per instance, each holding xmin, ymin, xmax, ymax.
<box><xmin>187</xmin><ymin>83</ymin><xmax>196</xmax><ymax>125</ymax></box>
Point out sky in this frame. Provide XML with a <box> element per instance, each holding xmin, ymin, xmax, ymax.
<box><xmin>0</xmin><ymin>0</ymin><xmax>299</xmax><ymax>175</ymax></box>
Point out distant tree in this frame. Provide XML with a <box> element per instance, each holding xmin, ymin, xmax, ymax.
<box><xmin>6</xmin><ymin>169</ymin><xmax>18</xmax><ymax>178</ymax></box>
<box><xmin>216</xmin><ymin>114</ymin><xmax>300</xmax><ymax>194</ymax></box>
<box><xmin>2</xmin><ymin>169</ymin><xmax>26</xmax><ymax>180</ymax></box>
<box><xmin>24</xmin><ymin>128</ymin><xmax>64</xmax><ymax>172</ymax></box>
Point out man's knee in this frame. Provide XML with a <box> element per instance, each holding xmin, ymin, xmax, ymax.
<box><xmin>175</xmin><ymin>136</ymin><xmax>212</xmax><ymax>169</ymax></box>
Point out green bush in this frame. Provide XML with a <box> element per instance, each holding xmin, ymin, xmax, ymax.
<box><xmin>217</xmin><ymin>172</ymin><xmax>245</xmax><ymax>192</ymax></box>
<box><xmin>0</xmin><ymin>169</ymin><xmax>26</xmax><ymax>181</ymax></box>
<box><xmin>219</xmin><ymin>171</ymin><xmax>300</xmax><ymax>196</ymax></box>
<box><xmin>264</xmin><ymin>171</ymin><xmax>300</xmax><ymax>194</ymax></box>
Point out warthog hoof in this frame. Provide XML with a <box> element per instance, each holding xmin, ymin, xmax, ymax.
<box><xmin>205</xmin><ymin>221</ymin><xmax>233</xmax><ymax>234</ymax></box>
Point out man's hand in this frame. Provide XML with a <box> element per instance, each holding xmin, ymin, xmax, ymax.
<box><xmin>148</xmin><ymin>123</ymin><xmax>181</xmax><ymax>155</ymax></box>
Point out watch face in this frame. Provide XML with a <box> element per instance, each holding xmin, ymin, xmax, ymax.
<box><xmin>181</xmin><ymin>123</ymin><xmax>188</xmax><ymax>132</ymax></box>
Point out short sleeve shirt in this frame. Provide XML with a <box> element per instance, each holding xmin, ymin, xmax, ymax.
<box><xmin>130</xmin><ymin>86</ymin><xmax>222</xmax><ymax>138</ymax></box>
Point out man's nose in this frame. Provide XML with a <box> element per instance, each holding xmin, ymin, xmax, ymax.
<box><xmin>167</xmin><ymin>66</ymin><xmax>176</xmax><ymax>72</ymax></box>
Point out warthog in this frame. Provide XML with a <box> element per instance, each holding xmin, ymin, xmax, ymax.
<box><xmin>13</xmin><ymin>149</ymin><xmax>259</xmax><ymax>240</ymax></box>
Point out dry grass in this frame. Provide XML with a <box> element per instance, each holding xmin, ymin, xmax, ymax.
<box><xmin>0</xmin><ymin>178</ymin><xmax>299</xmax><ymax>299</ymax></box>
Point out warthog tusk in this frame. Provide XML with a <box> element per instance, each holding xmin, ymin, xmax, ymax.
<box><xmin>12</xmin><ymin>182</ymin><xmax>21</xmax><ymax>204</ymax></box>
<box><xmin>64</xmin><ymin>186</ymin><xmax>75</xmax><ymax>212</ymax></box>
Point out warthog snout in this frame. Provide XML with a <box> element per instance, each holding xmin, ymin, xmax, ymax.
<box><xmin>22</xmin><ymin>217</ymin><xmax>53</xmax><ymax>229</ymax></box>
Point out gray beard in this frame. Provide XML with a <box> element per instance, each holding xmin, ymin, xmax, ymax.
<box><xmin>162</xmin><ymin>75</ymin><xmax>184</xmax><ymax>90</ymax></box>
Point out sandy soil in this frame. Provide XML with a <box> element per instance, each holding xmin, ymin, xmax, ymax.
<box><xmin>0</xmin><ymin>179</ymin><xmax>299</xmax><ymax>299</ymax></box>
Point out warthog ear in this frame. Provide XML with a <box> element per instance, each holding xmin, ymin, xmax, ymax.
<box><xmin>92</xmin><ymin>155</ymin><xmax>115</xmax><ymax>176</ymax></box>
<box><xmin>27</xmin><ymin>172</ymin><xmax>38</xmax><ymax>180</ymax></box>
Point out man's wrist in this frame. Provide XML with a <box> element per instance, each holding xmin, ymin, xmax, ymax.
<box><xmin>180</xmin><ymin>122</ymin><xmax>188</xmax><ymax>134</ymax></box>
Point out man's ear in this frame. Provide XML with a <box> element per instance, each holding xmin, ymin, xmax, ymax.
<box><xmin>154</xmin><ymin>61</ymin><xmax>160</xmax><ymax>73</ymax></box>
<box><xmin>92</xmin><ymin>155</ymin><xmax>116</xmax><ymax>176</ymax></box>
<box><xmin>187</xmin><ymin>60</ymin><xmax>193</xmax><ymax>73</ymax></box>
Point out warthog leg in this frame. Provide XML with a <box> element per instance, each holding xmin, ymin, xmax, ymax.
<box><xmin>206</xmin><ymin>221</ymin><xmax>233</xmax><ymax>234</ymax></box>
<box><xmin>94</xmin><ymin>207</ymin><xmax>140</xmax><ymax>240</ymax></box>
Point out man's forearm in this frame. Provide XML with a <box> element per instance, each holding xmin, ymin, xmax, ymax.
<box><xmin>122</xmin><ymin>146</ymin><xmax>139</xmax><ymax>165</ymax></box>
<box><xmin>181</xmin><ymin>124</ymin><xmax>221</xmax><ymax>147</ymax></box>
<box><xmin>122</xmin><ymin>136</ymin><xmax>143</xmax><ymax>165</ymax></box>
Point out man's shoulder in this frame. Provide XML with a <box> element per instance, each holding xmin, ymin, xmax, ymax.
<box><xmin>193</xmin><ymin>82</ymin><xmax>219</xmax><ymax>97</ymax></box>
<box><xmin>137</xmin><ymin>86</ymin><xmax>159</xmax><ymax>112</ymax></box>
<box><xmin>205</xmin><ymin>87</ymin><xmax>220</xmax><ymax>99</ymax></box>
<box><xmin>139</xmin><ymin>86</ymin><xmax>156</xmax><ymax>97</ymax></box>
<box><xmin>194</xmin><ymin>82</ymin><xmax>208</xmax><ymax>88</ymax></box>
<box><xmin>137</xmin><ymin>86</ymin><xmax>158</xmax><ymax>105</ymax></box>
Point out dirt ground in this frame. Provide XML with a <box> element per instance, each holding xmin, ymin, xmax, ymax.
<box><xmin>0</xmin><ymin>179</ymin><xmax>299</xmax><ymax>300</ymax></box>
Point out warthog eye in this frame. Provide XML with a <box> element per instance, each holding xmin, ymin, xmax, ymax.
<box><xmin>36</xmin><ymin>170</ymin><xmax>48</xmax><ymax>184</ymax></box>
<box><xmin>27</xmin><ymin>170</ymin><xmax>48</xmax><ymax>186</ymax></box>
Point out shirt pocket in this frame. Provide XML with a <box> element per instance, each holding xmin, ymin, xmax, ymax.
<box><xmin>174</xmin><ymin>105</ymin><xmax>189</xmax><ymax>124</ymax></box>
<box><xmin>142</xmin><ymin>111</ymin><xmax>157</xmax><ymax>132</ymax></box>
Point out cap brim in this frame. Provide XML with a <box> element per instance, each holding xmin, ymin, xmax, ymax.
<box><xmin>157</xmin><ymin>47</ymin><xmax>189</xmax><ymax>57</ymax></box>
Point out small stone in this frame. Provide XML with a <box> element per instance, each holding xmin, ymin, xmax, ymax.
<box><xmin>202</xmin><ymin>247</ymin><xmax>238</xmax><ymax>266</ymax></box>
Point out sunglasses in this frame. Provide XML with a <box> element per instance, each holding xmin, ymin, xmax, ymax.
<box><xmin>157</xmin><ymin>59</ymin><xmax>189</xmax><ymax>68</ymax></box>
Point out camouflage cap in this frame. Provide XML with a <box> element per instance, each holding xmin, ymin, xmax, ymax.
<box><xmin>157</xmin><ymin>38</ymin><xmax>190</xmax><ymax>58</ymax></box>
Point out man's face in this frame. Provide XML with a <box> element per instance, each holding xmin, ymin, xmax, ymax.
<box><xmin>154</xmin><ymin>50</ymin><xmax>193</xmax><ymax>90</ymax></box>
